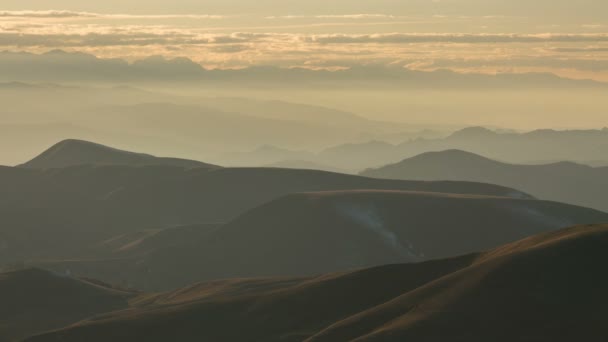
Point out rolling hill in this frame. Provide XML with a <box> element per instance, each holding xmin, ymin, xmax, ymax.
<box><xmin>308</xmin><ymin>225</ymin><xmax>608</xmax><ymax>341</ymax></box>
<box><xmin>361</xmin><ymin>149</ymin><xmax>608</xmax><ymax>212</ymax></box>
<box><xmin>0</xmin><ymin>141</ymin><xmax>533</xmax><ymax>266</ymax></box>
<box><xmin>38</xmin><ymin>190</ymin><xmax>608</xmax><ymax>291</ymax></box>
<box><xmin>0</xmin><ymin>268</ymin><xmax>135</xmax><ymax>342</ymax></box>
<box><xmin>24</xmin><ymin>224</ymin><xmax>608</xmax><ymax>342</ymax></box>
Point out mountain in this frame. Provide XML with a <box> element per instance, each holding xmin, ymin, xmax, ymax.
<box><xmin>0</xmin><ymin>268</ymin><xmax>135</xmax><ymax>342</ymax></box>
<box><xmin>200</xmin><ymin>97</ymin><xmax>368</xmax><ymax>125</ymax></box>
<box><xmin>361</xmin><ymin>149</ymin><xmax>608</xmax><ymax>212</ymax></box>
<box><xmin>41</xmin><ymin>190</ymin><xmax>608</xmax><ymax>291</ymax></box>
<box><xmin>317</xmin><ymin>127</ymin><xmax>608</xmax><ymax>171</ymax></box>
<box><xmin>317</xmin><ymin>140</ymin><xmax>398</xmax><ymax>171</ymax></box>
<box><xmin>1</xmin><ymin>51</ymin><xmax>605</xmax><ymax>88</ymax></box>
<box><xmin>220</xmin><ymin>145</ymin><xmax>317</xmax><ymax>167</ymax></box>
<box><xmin>24</xmin><ymin>257</ymin><xmax>476</xmax><ymax>342</ymax></box>
<box><xmin>19</xmin><ymin>139</ymin><xmax>219</xmax><ymax>169</ymax></box>
<box><xmin>264</xmin><ymin>160</ymin><xmax>351</xmax><ymax>174</ymax></box>
<box><xmin>25</xmin><ymin>224</ymin><xmax>608</xmax><ymax>342</ymax></box>
<box><xmin>308</xmin><ymin>224</ymin><xmax>608</xmax><ymax>341</ymax></box>
<box><xmin>0</xmin><ymin>83</ymin><xmax>415</xmax><ymax>165</ymax></box>
<box><xmin>0</xmin><ymin>144</ymin><xmax>530</xmax><ymax>267</ymax></box>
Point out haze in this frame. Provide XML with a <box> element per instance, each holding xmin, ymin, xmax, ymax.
<box><xmin>3</xmin><ymin>2</ymin><xmax>608</xmax><ymax>342</ymax></box>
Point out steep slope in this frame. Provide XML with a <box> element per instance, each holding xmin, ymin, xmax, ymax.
<box><xmin>25</xmin><ymin>225</ymin><xmax>608</xmax><ymax>342</ymax></box>
<box><xmin>19</xmin><ymin>139</ymin><xmax>218</xmax><ymax>169</ymax></box>
<box><xmin>0</xmin><ymin>268</ymin><xmax>135</xmax><ymax>341</ymax></box>
<box><xmin>308</xmin><ymin>225</ymin><xmax>608</xmax><ymax>342</ymax></box>
<box><xmin>132</xmin><ymin>190</ymin><xmax>607</xmax><ymax>290</ymax></box>
<box><xmin>361</xmin><ymin>149</ymin><xmax>608</xmax><ymax>211</ymax></box>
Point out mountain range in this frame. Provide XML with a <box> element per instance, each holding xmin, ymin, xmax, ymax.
<box><xmin>12</xmin><ymin>224</ymin><xmax>608</xmax><ymax>342</ymax></box>
<box><xmin>5</xmin><ymin>140</ymin><xmax>607</xmax><ymax>292</ymax></box>
<box><xmin>1</xmin><ymin>51</ymin><xmax>604</xmax><ymax>89</ymax></box>
<box><xmin>226</xmin><ymin>126</ymin><xmax>608</xmax><ymax>172</ymax></box>
<box><xmin>0</xmin><ymin>140</ymin><xmax>529</xmax><ymax>265</ymax></box>
<box><xmin>20</xmin><ymin>139</ymin><xmax>218</xmax><ymax>169</ymax></box>
<box><xmin>2</xmin><ymin>139</ymin><xmax>608</xmax><ymax>340</ymax></box>
<box><xmin>362</xmin><ymin>149</ymin><xmax>608</xmax><ymax>212</ymax></box>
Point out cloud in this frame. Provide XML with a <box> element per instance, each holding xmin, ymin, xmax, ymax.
<box><xmin>266</xmin><ymin>14</ymin><xmax>396</xmax><ymax>20</ymax></box>
<box><xmin>0</xmin><ymin>10</ymin><xmax>97</xmax><ymax>18</ymax></box>
<box><xmin>424</xmin><ymin>56</ymin><xmax>608</xmax><ymax>72</ymax></box>
<box><xmin>550</xmin><ymin>47</ymin><xmax>608</xmax><ymax>52</ymax></box>
<box><xmin>0</xmin><ymin>50</ymin><xmax>603</xmax><ymax>88</ymax></box>
<box><xmin>3</xmin><ymin>27</ymin><xmax>608</xmax><ymax>48</ymax></box>
<box><xmin>1</xmin><ymin>18</ymin><xmax>608</xmax><ymax>80</ymax></box>
<box><xmin>309</xmin><ymin>33</ymin><xmax>608</xmax><ymax>44</ymax></box>
<box><xmin>316</xmin><ymin>14</ymin><xmax>396</xmax><ymax>19</ymax></box>
<box><xmin>0</xmin><ymin>10</ymin><xmax>226</xmax><ymax>20</ymax></box>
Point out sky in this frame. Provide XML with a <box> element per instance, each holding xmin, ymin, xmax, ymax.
<box><xmin>0</xmin><ymin>1</ymin><xmax>607</xmax><ymax>165</ymax></box>
<box><xmin>1</xmin><ymin>1</ymin><xmax>608</xmax><ymax>81</ymax></box>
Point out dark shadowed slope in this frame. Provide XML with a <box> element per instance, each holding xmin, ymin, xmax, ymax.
<box><xmin>308</xmin><ymin>225</ymin><xmax>608</xmax><ymax>342</ymax></box>
<box><xmin>25</xmin><ymin>225</ymin><xmax>608</xmax><ymax>342</ymax></box>
<box><xmin>25</xmin><ymin>256</ymin><xmax>477</xmax><ymax>342</ymax></box>
<box><xmin>19</xmin><ymin>139</ymin><xmax>219</xmax><ymax>169</ymax></box>
<box><xmin>134</xmin><ymin>190</ymin><xmax>607</xmax><ymax>290</ymax></box>
<box><xmin>0</xmin><ymin>268</ymin><xmax>135</xmax><ymax>342</ymax></box>
<box><xmin>0</xmin><ymin>161</ymin><xmax>531</xmax><ymax>265</ymax></box>
<box><xmin>361</xmin><ymin>149</ymin><xmax>608</xmax><ymax>211</ymax></box>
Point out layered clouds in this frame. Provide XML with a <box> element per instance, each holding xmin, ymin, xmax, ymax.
<box><xmin>0</xmin><ymin>5</ymin><xmax>607</xmax><ymax>81</ymax></box>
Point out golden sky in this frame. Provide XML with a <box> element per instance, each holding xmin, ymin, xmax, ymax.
<box><xmin>1</xmin><ymin>1</ymin><xmax>607</xmax><ymax>81</ymax></box>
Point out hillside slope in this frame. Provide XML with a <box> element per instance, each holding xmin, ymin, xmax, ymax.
<box><xmin>0</xmin><ymin>157</ymin><xmax>531</xmax><ymax>265</ymax></box>
<box><xmin>19</xmin><ymin>139</ymin><xmax>218</xmax><ymax>169</ymax></box>
<box><xmin>0</xmin><ymin>268</ymin><xmax>135</xmax><ymax>341</ymax></box>
<box><xmin>361</xmin><ymin>149</ymin><xmax>608</xmax><ymax>211</ymax></box>
<box><xmin>25</xmin><ymin>225</ymin><xmax>608</xmax><ymax>342</ymax></box>
<box><xmin>113</xmin><ymin>190</ymin><xmax>607</xmax><ymax>290</ymax></box>
<box><xmin>308</xmin><ymin>225</ymin><xmax>608</xmax><ymax>341</ymax></box>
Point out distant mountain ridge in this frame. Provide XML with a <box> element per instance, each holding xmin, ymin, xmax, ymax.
<box><xmin>314</xmin><ymin>126</ymin><xmax>608</xmax><ymax>170</ymax></box>
<box><xmin>1</xmin><ymin>50</ymin><xmax>605</xmax><ymax>88</ymax></box>
<box><xmin>20</xmin><ymin>139</ymin><xmax>219</xmax><ymax>169</ymax></box>
<box><xmin>362</xmin><ymin>149</ymin><xmax>608</xmax><ymax>212</ymax></box>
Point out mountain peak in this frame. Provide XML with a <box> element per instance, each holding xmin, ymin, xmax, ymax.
<box><xmin>19</xmin><ymin>139</ymin><xmax>219</xmax><ymax>169</ymax></box>
<box><xmin>406</xmin><ymin>149</ymin><xmax>497</xmax><ymax>164</ymax></box>
<box><xmin>449</xmin><ymin>126</ymin><xmax>497</xmax><ymax>139</ymax></box>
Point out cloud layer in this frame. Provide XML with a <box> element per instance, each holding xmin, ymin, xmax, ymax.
<box><xmin>1</xmin><ymin>9</ymin><xmax>607</xmax><ymax>80</ymax></box>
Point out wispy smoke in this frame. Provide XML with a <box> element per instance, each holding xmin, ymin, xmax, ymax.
<box><xmin>335</xmin><ymin>201</ymin><xmax>421</xmax><ymax>261</ymax></box>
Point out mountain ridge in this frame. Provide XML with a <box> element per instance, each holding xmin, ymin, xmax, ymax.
<box><xmin>23</xmin><ymin>224</ymin><xmax>608</xmax><ymax>342</ymax></box>
<box><xmin>361</xmin><ymin>149</ymin><xmax>608</xmax><ymax>212</ymax></box>
<box><xmin>19</xmin><ymin>139</ymin><xmax>220</xmax><ymax>169</ymax></box>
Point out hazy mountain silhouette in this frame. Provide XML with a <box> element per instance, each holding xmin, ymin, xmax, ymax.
<box><xmin>20</xmin><ymin>139</ymin><xmax>219</xmax><ymax>169</ymax></box>
<box><xmin>38</xmin><ymin>189</ymin><xmax>608</xmax><ymax>291</ymax></box>
<box><xmin>0</xmin><ymin>268</ymin><xmax>135</xmax><ymax>342</ymax></box>
<box><xmin>221</xmin><ymin>145</ymin><xmax>316</xmax><ymax>167</ymax></box>
<box><xmin>1</xmin><ymin>51</ymin><xmax>604</xmax><ymax>88</ymax></box>
<box><xmin>319</xmin><ymin>127</ymin><xmax>608</xmax><ymax>170</ymax></box>
<box><xmin>0</xmin><ymin>83</ymin><xmax>418</xmax><ymax>166</ymax></box>
<box><xmin>264</xmin><ymin>160</ymin><xmax>351</xmax><ymax>174</ymax></box>
<box><xmin>24</xmin><ymin>224</ymin><xmax>608</xmax><ymax>342</ymax></box>
<box><xmin>362</xmin><ymin>149</ymin><xmax>608</xmax><ymax>212</ymax></box>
